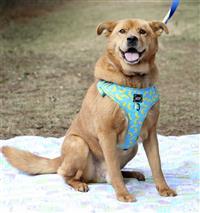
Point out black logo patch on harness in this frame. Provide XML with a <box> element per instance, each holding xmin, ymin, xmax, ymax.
<box><xmin>133</xmin><ymin>94</ymin><xmax>143</xmax><ymax>103</ymax></box>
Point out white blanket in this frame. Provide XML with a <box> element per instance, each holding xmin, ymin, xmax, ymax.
<box><xmin>0</xmin><ymin>134</ymin><xmax>199</xmax><ymax>213</ymax></box>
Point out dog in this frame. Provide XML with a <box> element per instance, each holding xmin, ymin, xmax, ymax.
<box><xmin>2</xmin><ymin>19</ymin><xmax>177</xmax><ymax>202</ymax></box>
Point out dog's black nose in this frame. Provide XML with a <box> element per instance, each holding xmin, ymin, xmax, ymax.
<box><xmin>127</xmin><ymin>36</ymin><xmax>138</xmax><ymax>46</ymax></box>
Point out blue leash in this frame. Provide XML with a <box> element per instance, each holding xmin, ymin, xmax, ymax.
<box><xmin>163</xmin><ymin>0</ymin><xmax>180</xmax><ymax>24</ymax></box>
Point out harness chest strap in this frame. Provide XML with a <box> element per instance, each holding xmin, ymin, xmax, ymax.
<box><xmin>97</xmin><ymin>80</ymin><xmax>160</xmax><ymax>150</ymax></box>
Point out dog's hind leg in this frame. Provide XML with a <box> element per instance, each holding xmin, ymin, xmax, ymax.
<box><xmin>57</xmin><ymin>135</ymin><xmax>90</xmax><ymax>192</ymax></box>
<box><xmin>67</xmin><ymin>170</ymin><xmax>89</xmax><ymax>192</ymax></box>
<box><xmin>121</xmin><ymin>171</ymin><xmax>145</xmax><ymax>181</ymax></box>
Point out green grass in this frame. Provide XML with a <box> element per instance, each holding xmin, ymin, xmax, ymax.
<box><xmin>0</xmin><ymin>0</ymin><xmax>199</xmax><ymax>138</ymax></box>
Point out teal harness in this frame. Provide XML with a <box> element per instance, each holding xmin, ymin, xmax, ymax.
<box><xmin>97</xmin><ymin>80</ymin><xmax>159</xmax><ymax>150</ymax></box>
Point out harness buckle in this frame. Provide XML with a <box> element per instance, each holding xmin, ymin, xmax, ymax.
<box><xmin>133</xmin><ymin>94</ymin><xmax>143</xmax><ymax>111</ymax></box>
<box><xmin>133</xmin><ymin>94</ymin><xmax>143</xmax><ymax>103</ymax></box>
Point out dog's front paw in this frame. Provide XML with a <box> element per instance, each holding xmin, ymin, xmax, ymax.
<box><xmin>157</xmin><ymin>186</ymin><xmax>177</xmax><ymax>197</ymax></box>
<box><xmin>117</xmin><ymin>193</ymin><xmax>136</xmax><ymax>202</ymax></box>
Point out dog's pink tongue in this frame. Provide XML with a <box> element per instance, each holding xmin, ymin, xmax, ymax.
<box><xmin>124</xmin><ymin>52</ymin><xmax>139</xmax><ymax>62</ymax></box>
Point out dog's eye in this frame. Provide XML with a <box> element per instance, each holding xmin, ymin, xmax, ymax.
<box><xmin>119</xmin><ymin>29</ymin><xmax>126</xmax><ymax>34</ymax></box>
<box><xmin>139</xmin><ymin>29</ymin><xmax>146</xmax><ymax>35</ymax></box>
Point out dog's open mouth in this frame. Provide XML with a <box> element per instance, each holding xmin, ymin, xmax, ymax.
<box><xmin>120</xmin><ymin>48</ymin><xmax>145</xmax><ymax>64</ymax></box>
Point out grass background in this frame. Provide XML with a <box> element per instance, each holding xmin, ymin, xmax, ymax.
<box><xmin>0</xmin><ymin>0</ymin><xmax>199</xmax><ymax>139</ymax></box>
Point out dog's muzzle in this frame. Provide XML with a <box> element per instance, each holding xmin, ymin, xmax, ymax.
<box><xmin>119</xmin><ymin>47</ymin><xmax>146</xmax><ymax>64</ymax></box>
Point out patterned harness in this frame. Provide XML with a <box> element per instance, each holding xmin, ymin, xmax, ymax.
<box><xmin>97</xmin><ymin>80</ymin><xmax>159</xmax><ymax>150</ymax></box>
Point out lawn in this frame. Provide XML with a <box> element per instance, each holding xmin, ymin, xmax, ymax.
<box><xmin>0</xmin><ymin>0</ymin><xmax>199</xmax><ymax>138</ymax></box>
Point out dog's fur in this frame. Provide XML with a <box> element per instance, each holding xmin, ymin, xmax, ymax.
<box><xmin>2</xmin><ymin>19</ymin><xmax>177</xmax><ymax>202</ymax></box>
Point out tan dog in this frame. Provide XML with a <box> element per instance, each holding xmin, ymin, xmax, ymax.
<box><xmin>2</xmin><ymin>19</ymin><xmax>177</xmax><ymax>202</ymax></box>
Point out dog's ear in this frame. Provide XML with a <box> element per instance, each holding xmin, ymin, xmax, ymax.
<box><xmin>96</xmin><ymin>21</ymin><xmax>117</xmax><ymax>37</ymax></box>
<box><xmin>149</xmin><ymin>21</ymin><xmax>169</xmax><ymax>36</ymax></box>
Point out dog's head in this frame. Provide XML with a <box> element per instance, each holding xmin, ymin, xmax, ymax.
<box><xmin>97</xmin><ymin>19</ymin><xmax>168</xmax><ymax>75</ymax></box>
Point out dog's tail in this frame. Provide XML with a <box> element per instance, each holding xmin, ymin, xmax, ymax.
<box><xmin>1</xmin><ymin>146</ymin><xmax>62</xmax><ymax>175</ymax></box>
